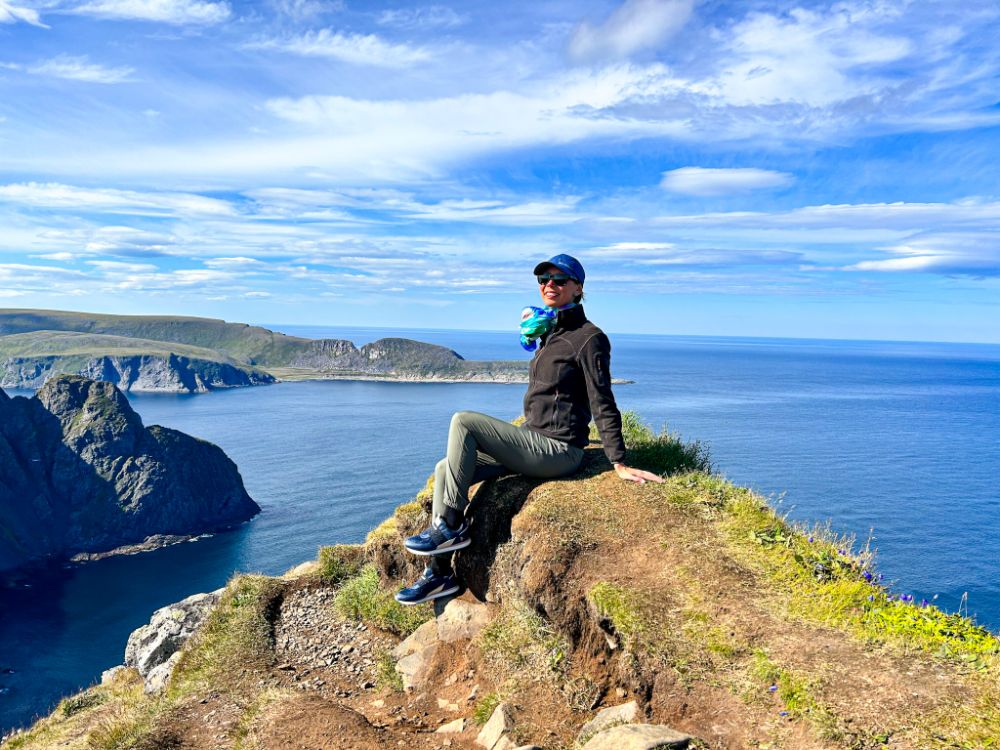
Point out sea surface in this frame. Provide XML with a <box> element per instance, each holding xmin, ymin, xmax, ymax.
<box><xmin>2</xmin><ymin>328</ymin><xmax>999</xmax><ymax>734</ymax></box>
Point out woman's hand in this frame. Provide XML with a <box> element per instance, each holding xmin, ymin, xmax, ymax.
<box><xmin>613</xmin><ymin>463</ymin><xmax>664</xmax><ymax>484</ymax></box>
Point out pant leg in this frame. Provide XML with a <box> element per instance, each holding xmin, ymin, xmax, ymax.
<box><xmin>432</xmin><ymin>453</ymin><xmax>507</xmax><ymax>519</ymax></box>
<box><xmin>440</xmin><ymin>411</ymin><xmax>584</xmax><ymax>515</ymax></box>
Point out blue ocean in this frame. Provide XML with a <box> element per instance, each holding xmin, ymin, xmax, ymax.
<box><xmin>1</xmin><ymin>328</ymin><xmax>999</xmax><ymax>735</ymax></box>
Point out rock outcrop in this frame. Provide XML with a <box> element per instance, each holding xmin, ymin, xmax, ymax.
<box><xmin>0</xmin><ymin>353</ymin><xmax>275</xmax><ymax>392</ymax></box>
<box><xmin>0</xmin><ymin>375</ymin><xmax>260</xmax><ymax>573</ymax></box>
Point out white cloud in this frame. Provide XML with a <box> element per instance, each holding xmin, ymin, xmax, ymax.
<box><xmin>660</xmin><ymin>167</ymin><xmax>794</xmax><ymax>196</ymax></box>
<box><xmin>707</xmin><ymin>5</ymin><xmax>913</xmax><ymax>108</ymax></box>
<box><xmin>377</xmin><ymin>5</ymin><xmax>464</xmax><ymax>30</ymax></box>
<box><xmin>569</xmin><ymin>0</ymin><xmax>694</xmax><ymax>62</ymax></box>
<box><xmin>248</xmin><ymin>29</ymin><xmax>431</xmax><ymax>67</ymax></box>
<box><xmin>70</xmin><ymin>0</ymin><xmax>230</xmax><ymax>24</ymax></box>
<box><xmin>839</xmin><ymin>232</ymin><xmax>1000</xmax><ymax>277</ymax></box>
<box><xmin>18</xmin><ymin>55</ymin><xmax>134</xmax><ymax>84</ymax></box>
<box><xmin>84</xmin><ymin>226</ymin><xmax>178</xmax><ymax>256</ymax></box>
<box><xmin>270</xmin><ymin>0</ymin><xmax>340</xmax><ymax>21</ymax></box>
<box><xmin>0</xmin><ymin>289</ymin><xmax>28</xmax><ymax>297</ymax></box>
<box><xmin>0</xmin><ymin>183</ymin><xmax>235</xmax><ymax>217</ymax></box>
<box><xmin>0</xmin><ymin>0</ymin><xmax>47</xmax><ymax>26</ymax></box>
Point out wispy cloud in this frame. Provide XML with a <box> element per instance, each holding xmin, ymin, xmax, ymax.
<box><xmin>3</xmin><ymin>55</ymin><xmax>135</xmax><ymax>84</ymax></box>
<box><xmin>376</xmin><ymin>5</ymin><xmax>464</xmax><ymax>30</ymax></box>
<box><xmin>248</xmin><ymin>28</ymin><xmax>431</xmax><ymax>67</ymax></box>
<box><xmin>569</xmin><ymin>0</ymin><xmax>694</xmax><ymax>62</ymax></box>
<box><xmin>0</xmin><ymin>0</ymin><xmax>47</xmax><ymax>27</ymax></box>
<box><xmin>70</xmin><ymin>0</ymin><xmax>230</xmax><ymax>25</ymax></box>
<box><xmin>660</xmin><ymin>167</ymin><xmax>794</xmax><ymax>196</ymax></box>
<box><xmin>0</xmin><ymin>183</ymin><xmax>236</xmax><ymax>216</ymax></box>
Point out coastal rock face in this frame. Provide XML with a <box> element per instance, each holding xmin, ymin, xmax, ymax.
<box><xmin>0</xmin><ymin>375</ymin><xmax>260</xmax><ymax>573</ymax></box>
<box><xmin>0</xmin><ymin>353</ymin><xmax>275</xmax><ymax>393</ymax></box>
<box><xmin>125</xmin><ymin>590</ymin><xmax>223</xmax><ymax>693</ymax></box>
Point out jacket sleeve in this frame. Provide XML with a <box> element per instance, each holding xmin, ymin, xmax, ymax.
<box><xmin>580</xmin><ymin>332</ymin><xmax>626</xmax><ymax>465</ymax></box>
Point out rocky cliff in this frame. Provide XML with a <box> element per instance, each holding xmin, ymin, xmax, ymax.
<box><xmin>8</xmin><ymin>420</ymin><xmax>994</xmax><ymax>749</ymax></box>
<box><xmin>0</xmin><ymin>353</ymin><xmax>275</xmax><ymax>392</ymax></box>
<box><xmin>0</xmin><ymin>310</ymin><xmax>530</xmax><ymax>386</ymax></box>
<box><xmin>0</xmin><ymin>375</ymin><xmax>260</xmax><ymax>573</ymax></box>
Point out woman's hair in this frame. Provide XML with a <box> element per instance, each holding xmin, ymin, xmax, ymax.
<box><xmin>575</xmin><ymin>289</ymin><xmax>586</xmax><ymax>303</ymax></box>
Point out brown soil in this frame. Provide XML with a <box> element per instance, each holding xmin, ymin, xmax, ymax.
<box><xmin>93</xmin><ymin>445</ymin><xmax>994</xmax><ymax>750</ymax></box>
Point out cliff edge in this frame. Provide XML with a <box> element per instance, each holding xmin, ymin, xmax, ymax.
<box><xmin>0</xmin><ymin>375</ymin><xmax>260</xmax><ymax>573</ymax></box>
<box><xmin>3</xmin><ymin>419</ymin><xmax>998</xmax><ymax>749</ymax></box>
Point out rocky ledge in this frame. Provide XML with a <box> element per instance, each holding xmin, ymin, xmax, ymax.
<box><xmin>0</xmin><ymin>375</ymin><xmax>260</xmax><ymax>573</ymax></box>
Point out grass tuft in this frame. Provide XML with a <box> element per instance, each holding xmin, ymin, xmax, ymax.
<box><xmin>592</xmin><ymin>411</ymin><xmax>712</xmax><ymax>475</ymax></box>
<box><xmin>169</xmin><ymin>574</ymin><xmax>282</xmax><ymax>698</ymax></box>
<box><xmin>316</xmin><ymin>544</ymin><xmax>363</xmax><ymax>585</ymax></box>
<box><xmin>587</xmin><ymin>581</ymin><xmax>644</xmax><ymax>648</ymax></box>
<box><xmin>478</xmin><ymin>598</ymin><xmax>569</xmax><ymax>678</ymax></box>
<box><xmin>472</xmin><ymin>692</ymin><xmax>502</xmax><ymax>726</ymax></box>
<box><xmin>333</xmin><ymin>565</ymin><xmax>431</xmax><ymax>636</ymax></box>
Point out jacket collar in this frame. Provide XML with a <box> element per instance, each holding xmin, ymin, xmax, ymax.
<box><xmin>554</xmin><ymin>304</ymin><xmax>586</xmax><ymax>332</ymax></box>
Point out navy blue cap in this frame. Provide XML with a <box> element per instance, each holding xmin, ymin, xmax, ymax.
<box><xmin>533</xmin><ymin>254</ymin><xmax>585</xmax><ymax>284</ymax></box>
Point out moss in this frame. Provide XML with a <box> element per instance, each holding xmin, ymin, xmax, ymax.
<box><xmin>333</xmin><ymin>565</ymin><xmax>431</xmax><ymax>637</ymax></box>
<box><xmin>587</xmin><ymin>582</ymin><xmax>644</xmax><ymax>648</ymax></box>
<box><xmin>316</xmin><ymin>544</ymin><xmax>363</xmax><ymax>585</ymax></box>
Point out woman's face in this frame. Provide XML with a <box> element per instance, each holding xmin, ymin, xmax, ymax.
<box><xmin>537</xmin><ymin>264</ymin><xmax>582</xmax><ymax>308</ymax></box>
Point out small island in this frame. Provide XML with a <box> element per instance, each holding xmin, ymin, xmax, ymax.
<box><xmin>0</xmin><ymin>375</ymin><xmax>260</xmax><ymax>574</ymax></box>
<box><xmin>0</xmin><ymin>309</ymin><xmax>531</xmax><ymax>393</ymax></box>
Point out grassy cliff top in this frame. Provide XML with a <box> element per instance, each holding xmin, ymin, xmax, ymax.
<box><xmin>0</xmin><ymin>331</ymin><xmax>245</xmax><ymax>364</ymax></box>
<box><xmin>5</xmin><ymin>415</ymin><xmax>996</xmax><ymax>749</ymax></box>
<box><xmin>0</xmin><ymin>309</ymin><xmax>321</xmax><ymax>366</ymax></box>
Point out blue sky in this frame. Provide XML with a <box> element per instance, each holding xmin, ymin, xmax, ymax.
<box><xmin>1</xmin><ymin>0</ymin><xmax>998</xmax><ymax>342</ymax></box>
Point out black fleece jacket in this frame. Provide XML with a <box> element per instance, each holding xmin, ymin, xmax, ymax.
<box><xmin>523</xmin><ymin>305</ymin><xmax>627</xmax><ymax>465</ymax></box>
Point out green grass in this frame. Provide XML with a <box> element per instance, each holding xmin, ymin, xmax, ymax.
<box><xmin>748</xmin><ymin>650</ymin><xmax>836</xmax><ymax>734</ymax></box>
<box><xmin>333</xmin><ymin>565</ymin><xmax>431</xmax><ymax>636</ymax></box>
<box><xmin>60</xmin><ymin>693</ymin><xmax>106</xmax><ymax>718</ymax></box>
<box><xmin>587</xmin><ymin>581</ymin><xmax>645</xmax><ymax>649</ymax></box>
<box><xmin>316</xmin><ymin>544</ymin><xmax>363</xmax><ymax>585</ymax></box>
<box><xmin>478</xmin><ymin>598</ymin><xmax>569</xmax><ymax>678</ymax></box>
<box><xmin>374</xmin><ymin>649</ymin><xmax>404</xmax><ymax>692</ymax></box>
<box><xmin>169</xmin><ymin>574</ymin><xmax>283</xmax><ymax>698</ymax></box>
<box><xmin>591</xmin><ymin>411</ymin><xmax>712</xmax><ymax>475</ymax></box>
<box><xmin>472</xmin><ymin>692</ymin><xmax>502</xmax><ymax>726</ymax></box>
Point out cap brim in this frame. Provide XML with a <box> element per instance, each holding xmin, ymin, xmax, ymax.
<box><xmin>532</xmin><ymin>261</ymin><xmax>553</xmax><ymax>275</ymax></box>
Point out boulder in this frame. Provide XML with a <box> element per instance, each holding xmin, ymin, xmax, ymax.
<box><xmin>437</xmin><ymin>599</ymin><xmax>491</xmax><ymax>643</ymax></box>
<box><xmin>436</xmin><ymin>718</ymin><xmax>466</xmax><ymax>733</ymax></box>
<box><xmin>124</xmin><ymin>589</ymin><xmax>221</xmax><ymax>691</ymax></box>
<box><xmin>581</xmin><ymin>724</ymin><xmax>691</xmax><ymax>750</ymax></box>
<box><xmin>393</xmin><ymin>620</ymin><xmax>440</xmax><ymax>691</ymax></box>
<box><xmin>476</xmin><ymin>702</ymin><xmax>514</xmax><ymax>749</ymax></box>
<box><xmin>577</xmin><ymin>700</ymin><xmax>639</xmax><ymax>744</ymax></box>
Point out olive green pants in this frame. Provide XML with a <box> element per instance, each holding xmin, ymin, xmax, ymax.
<box><xmin>429</xmin><ymin>411</ymin><xmax>583</xmax><ymax>576</ymax></box>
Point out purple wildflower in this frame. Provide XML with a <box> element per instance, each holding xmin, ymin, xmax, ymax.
<box><xmin>862</xmin><ymin>571</ymin><xmax>873</xmax><ymax>582</ymax></box>
<box><xmin>808</xmin><ymin>536</ymin><xmax>814</xmax><ymax>543</ymax></box>
<box><xmin>921</xmin><ymin>599</ymin><xmax>929</xmax><ymax>607</ymax></box>
<box><xmin>867</xmin><ymin>594</ymin><xmax>874</xmax><ymax>602</ymax></box>
<box><xmin>768</xmin><ymin>684</ymin><xmax>777</xmax><ymax>692</ymax></box>
<box><xmin>779</xmin><ymin>711</ymin><xmax>789</xmax><ymax>717</ymax></box>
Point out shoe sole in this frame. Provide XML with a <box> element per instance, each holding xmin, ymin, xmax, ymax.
<box><xmin>394</xmin><ymin>582</ymin><xmax>461</xmax><ymax>606</ymax></box>
<box><xmin>404</xmin><ymin>537</ymin><xmax>472</xmax><ymax>556</ymax></box>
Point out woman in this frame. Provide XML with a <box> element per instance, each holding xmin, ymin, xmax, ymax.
<box><xmin>395</xmin><ymin>254</ymin><xmax>662</xmax><ymax>605</ymax></box>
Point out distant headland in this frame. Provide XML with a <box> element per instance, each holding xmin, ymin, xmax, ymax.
<box><xmin>0</xmin><ymin>309</ymin><xmax>532</xmax><ymax>393</ymax></box>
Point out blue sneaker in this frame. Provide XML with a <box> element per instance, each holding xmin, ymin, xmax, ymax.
<box><xmin>403</xmin><ymin>516</ymin><xmax>471</xmax><ymax>556</ymax></box>
<box><xmin>394</xmin><ymin>567</ymin><xmax>460</xmax><ymax>605</ymax></box>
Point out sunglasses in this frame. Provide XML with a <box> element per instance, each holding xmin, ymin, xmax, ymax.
<box><xmin>537</xmin><ymin>273</ymin><xmax>575</xmax><ymax>287</ymax></box>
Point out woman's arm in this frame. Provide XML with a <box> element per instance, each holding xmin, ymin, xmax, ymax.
<box><xmin>580</xmin><ymin>333</ymin><xmax>663</xmax><ymax>484</ymax></box>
